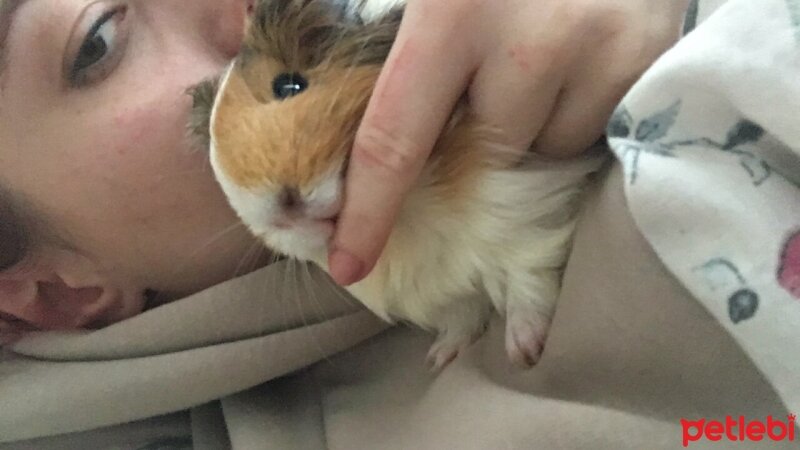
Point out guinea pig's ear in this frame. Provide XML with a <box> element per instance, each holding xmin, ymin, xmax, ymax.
<box><xmin>325</xmin><ymin>0</ymin><xmax>363</xmax><ymax>23</ymax></box>
<box><xmin>251</xmin><ymin>0</ymin><xmax>359</xmax><ymax>25</ymax></box>
<box><xmin>246</xmin><ymin>0</ymin><xmax>358</xmax><ymax>67</ymax></box>
<box><xmin>327</xmin><ymin>4</ymin><xmax>404</xmax><ymax>67</ymax></box>
<box><xmin>186</xmin><ymin>77</ymin><xmax>221</xmax><ymax>151</ymax></box>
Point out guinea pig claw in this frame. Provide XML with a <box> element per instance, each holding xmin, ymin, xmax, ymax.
<box><xmin>426</xmin><ymin>332</ymin><xmax>473</xmax><ymax>372</ymax></box>
<box><xmin>505</xmin><ymin>310</ymin><xmax>549</xmax><ymax>369</ymax></box>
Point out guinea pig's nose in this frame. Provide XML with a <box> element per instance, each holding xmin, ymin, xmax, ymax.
<box><xmin>278</xmin><ymin>186</ymin><xmax>304</xmax><ymax>212</ymax></box>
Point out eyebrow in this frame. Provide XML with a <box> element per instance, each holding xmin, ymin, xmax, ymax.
<box><xmin>0</xmin><ymin>0</ymin><xmax>27</xmax><ymax>79</ymax></box>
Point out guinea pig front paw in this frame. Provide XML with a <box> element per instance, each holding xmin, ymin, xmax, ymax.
<box><xmin>505</xmin><ymin>308</ymin><xmax>551</xmax><ymax>369</ymax></box>
<box><xmin>425</xmin><ymin>336</ymin><xmax>466</xmax><ymax>373</ymax></box>
<box><xmin>425</xmin><ymin>325</ymin><xmax>486</xmax><ymax>373</ymax></box>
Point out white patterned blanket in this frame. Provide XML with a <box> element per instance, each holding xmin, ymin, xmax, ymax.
<box><xmin>607</xmin><ymin>0</ymin><xmax>800</xmax><ymax>415</ymax></box>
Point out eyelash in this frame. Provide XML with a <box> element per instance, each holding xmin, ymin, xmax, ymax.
<box><xmin>69</xmin><ymin>5</ymin><xmax>129</xmax><ymax>88</ymax></box>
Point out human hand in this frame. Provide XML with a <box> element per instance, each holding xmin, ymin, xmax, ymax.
<box><xmin>329</xmin><ymin>0</ymin><xmax>691</xmax><ymax>285</ymax></box>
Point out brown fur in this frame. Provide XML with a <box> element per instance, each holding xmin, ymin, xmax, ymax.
<box><xmin>195</xmin><ymin>0</ymin><xmax>511</xmax><ymax>206</ymax></box>
<box><xmin>212</xmin><ymin>64</ymin><xmax>379</xmax><ymax>190</ymax></box>
<box><xmin>187</xmin><ymin>0</ymin><xmax>605</xmax><ymax>370</ymax></box>
<box><xmin>240</xmin><ymin>0</ymin><xmax>399</xmax><ymax>72</ymax></box>
<box><xmin>186</xmin><ymin>77</ymin><xmax>220</xmax><ymax>151</ymax></box>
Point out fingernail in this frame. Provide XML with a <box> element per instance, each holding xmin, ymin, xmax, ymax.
<box><xmin>329</xmin><ymin>249</ymin><xmax>366</xmax><ymax>286</ymax></box>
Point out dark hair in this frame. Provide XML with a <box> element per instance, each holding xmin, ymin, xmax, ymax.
<box><xmin>0</xmin><ymin>194</ymin><xmax>28</xmax><ymax>271</ymax></box>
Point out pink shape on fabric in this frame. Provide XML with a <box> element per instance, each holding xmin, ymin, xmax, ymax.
<box><xmin>778</xmin><ymin>230</ymin><xmax>800</xmax><ymax>299</ymax></box>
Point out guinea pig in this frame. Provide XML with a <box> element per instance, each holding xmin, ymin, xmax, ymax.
<box><xmin>188</xmin><ymin>0</ymin><xmax>606</xmax><ymax>371</ymax></box>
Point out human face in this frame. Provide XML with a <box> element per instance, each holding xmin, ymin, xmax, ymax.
<box><xmin>0</xmin><ymin>0</ymin><xmax>264</xmax><ymax>329</ymax></box>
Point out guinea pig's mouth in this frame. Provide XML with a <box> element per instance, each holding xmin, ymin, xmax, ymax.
<box><xmin>256</xmin><ymin>218</ymin><xmax>336</xmax><ymax>262</ymax></box>
<box><xmin>271</xmin><ymin>216</ymin><xmax>338</xmax><ymax>239</ymax></box>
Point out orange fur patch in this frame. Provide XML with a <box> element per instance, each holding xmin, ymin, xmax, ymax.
<box><xmin>209</xmin><ymin>0</ymin><xmax>511</xmax><ymax>207</ymax></box>
<box><xmin>212</xmin><ymin>63</ymin><xmax>381</xmax><ymax>192</ymax></box>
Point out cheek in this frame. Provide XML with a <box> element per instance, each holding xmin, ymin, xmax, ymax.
<box><xmin>55</xmin><ymin>97</ymin><xmax>249</xmax><ymax>287</ymax></box>
<box><xmin>76</xmin><ymin>100</ymin><xmax>210</xmax><ymax>219</ymax></box>
<box><xmin>35</xmin><ymin>83</ymin><xmax>239</xmax><ymax>275</ymax></box>
<box><xmin>73</xmin><ymin>0</ymin><xmax>253</xmax><ymax>217</ymax></box>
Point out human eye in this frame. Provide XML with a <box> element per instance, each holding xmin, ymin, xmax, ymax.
<box><xmin>64</xmin><ymin>2</ymin><xmax>130</xmax><ymax>88</ymax></box>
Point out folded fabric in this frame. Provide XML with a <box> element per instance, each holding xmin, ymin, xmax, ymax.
<box><xmin>0</xmin><ymin>265</ymin><xmax>388</xmax><ymax>441</ymax></box>
<box><xmin>607</xmin><ymin>0</ymin><xmax>800</xmax><ymax>415</ymax></box>
<box><xmin>4</xmin><ymin>164</ymin><xmax>791</xmax><ymax>450</ymax></box>
<box><xmin>2</xmin><ymin>1</ymin><xmax>797</xmax><ymax>448</ymax></box>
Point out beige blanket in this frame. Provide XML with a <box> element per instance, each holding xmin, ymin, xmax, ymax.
<box><xmin>1</xmin><ymin>165</ymin><xmax>791</xmax><ymax>449</ymax></box>
<box><xmin>3</xmin><ymin>2</ymin><xmax>797</xmax><ymax>447</ymax></box>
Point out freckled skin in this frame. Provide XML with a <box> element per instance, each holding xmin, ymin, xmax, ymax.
<box><xmin>0</xmin><ymin>0</ymin><xmax>260</xmax><ymax>305</ymax></box>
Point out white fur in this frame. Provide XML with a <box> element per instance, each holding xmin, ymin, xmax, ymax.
<box><xmin>209</xmin><ymin>0</ymin><xmax>607</xmax><ymax>368</ymax></box>
<box><xmin>306</xmin><ymin>170</ymin><xmax>343</xmax><ymax>220</ymax></box>
<box><xmin>359</xmin><ymin>0</ymin><xmax>404</xmax><ymax>22</ymax></box>
<box><xmin>210</xmin><ymin>64</ymin><xmax>346</xmax><ymax>261</ymax></box>
<box><xmin>319</xmin><ymin>154</ymin><xmax>604</xmax><ymax>344</ymax></box>
<box><xmin>208</xmin><ymin>63</ymin><xmax>282</xmax><ymax>236</ymax></box>
<box><xmin>211</xmin><ymin>145</ymin><xmax>342</xmax><ymax>261</ymax></box>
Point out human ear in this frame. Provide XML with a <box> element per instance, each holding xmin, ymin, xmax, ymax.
<box><xmin>0</xmin><ymin>248</ymin><xmax>146</xmax><ymax>335</ymax></box>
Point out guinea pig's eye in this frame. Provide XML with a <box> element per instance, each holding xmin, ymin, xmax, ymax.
<box><xmin>272</xmin><ymin>73</ymin><xmax>309</xmax><ymax>100</ymax></box>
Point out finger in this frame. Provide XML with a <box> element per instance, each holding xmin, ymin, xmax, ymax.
<box><xmin>531</xmin><ymin>71</ymin><xmax>631</xmax><ymax>158</ymax></box>
<box><xmin>532</xmin><ymin>28</ymin><xmax>663</xmax><ymax>157</ymax></box>
<box><xmin>467</xmin><ymin>5</ymin><xmax>583</xmax><ymax>153</ymax></box>
<box><xmin>468</xmin><ymin>42</ymin><xmax>565</xmax><ymax>153</ymax></box>
<box><xmin>329</xmin><ymin>2</ymin><xmax>477</xmax><ymax>286</ymax></box>
<box><xmin>534</xmin><ymin>7</ymin><xmax>687</xmax><ymax>157</ymax></box>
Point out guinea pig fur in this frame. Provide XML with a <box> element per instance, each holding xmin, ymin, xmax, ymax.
<box><xmin>189</xmin><ymin>0</ymin><xmax>606</xmax><ymax>371</ymax></box>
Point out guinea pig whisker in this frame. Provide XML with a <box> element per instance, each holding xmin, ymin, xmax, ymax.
<box><xmin>276</xmin><ymin>256</ymin><xmax>296</xmax><ymax>331</ymax></box>
<box><xmin>263</xmin><ymin>251</ymin><xmax>290</xmax><ymax>332</ymax></box>
<box><xmin>302</xmin><ymin>262</ymin><xmax>334</xmax><ymax>327</ymax></box>
<box><xmin>268</xmin><ymin>248</ymin><xmax>283</xmax><ymax>266</ymax></box>
<box><xmin>232</xmin><ymin>238</ymin><xmax>265</xmax><ymax>278</ymax></box>
<box><xmin>292</xmin><ymin>259</ymin><xmax>310</xmax><ymax>332</ymax></box>
<box><xmin>255</xmin><ymin>246</ymin><xmax>272</xmax><ymax>272</ymax></box>
<box><xmin>299</xmin><ymin>261</ymin><xmax>341</xmax><ymax>366</ymax></box>
<box><xmin>196</xmin><ymin>222</ymin><xmax>246</xmax><ymax>250</ymax></box>
<box><xmin>289</xmin><ymin>259</ymin><xmax>306</xmax><ymax>329</ymax></box>
<box><xmin>165</xmin><ymin>221</ymin><xmax>247</xmax><ymax>281</ymax></box>
<box><xmin>289</xmin><ymin>258</ymin><xmax>330</xmax><ymax>359</ymax></box>
<box><xmin>313</xmin><ymin>256</ymin><xmax>358</xmax><ymax>309</ymax></box>
<box><xmin>191</xmin><ymin>221</ymin><xmax>247</xmax><ymax>257</ymax></box>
